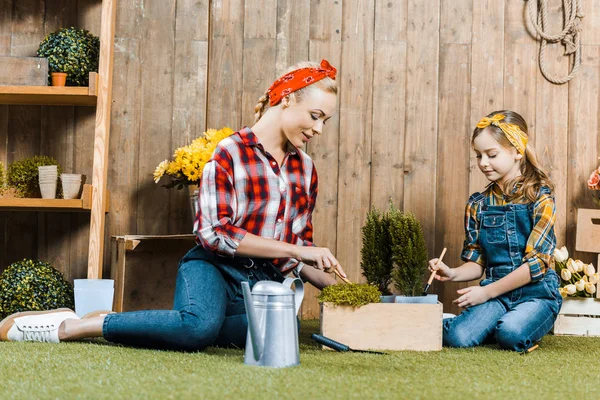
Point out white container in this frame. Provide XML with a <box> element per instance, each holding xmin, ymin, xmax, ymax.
<box><xmin>74</xmin><ymin>279</ymin><xmax>115</xmax><ymax>318</ymax></box>
<box><xmin>395</xmin><ymin>294</ymin><xmax>438</xmax><ymax>304</ymax></box>
<box><xmin>38</xmin><ymin>165</ymin><xmax>58</xmax><ymax>199</ymax></box>
<box><xmin>60</xmin><ymin>174</ymin><xmax>83</xmax><ymax>199</ymax></box>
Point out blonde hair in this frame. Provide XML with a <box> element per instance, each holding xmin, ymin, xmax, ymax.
<box><xmin>253</xmin><ymin>61</ymin><xmax>338</xmax><ymax>123</ymax></box>
<box><xmin>472</xmin><ymin>110</ymin><xmax>555</xmax><ymax>203</ymax></box>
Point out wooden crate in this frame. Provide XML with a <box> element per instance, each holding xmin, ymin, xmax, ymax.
<box><xmin>320</xmin><ymin>302</ymin><xmax>443</xmax><ymax>351</ymax></box>
<box><xmin>110</xmin><ymin>235</ymin><xmax>196</xmax><ymax>312</ymax></box>
<box><xmin>553</xmin><ymin>208</ymin><xmax>600</xmax><ymax>336</ymax></box>
<box><xmin>554</xmin><ymin>298</ymin><xmax>600</xmax><ymax>336</ymax></box>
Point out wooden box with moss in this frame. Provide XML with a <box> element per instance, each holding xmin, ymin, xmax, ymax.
<box><xmin>318</xmin><ymin>284</ymin><xmax>442</xmax><ymax>351</ymax></box>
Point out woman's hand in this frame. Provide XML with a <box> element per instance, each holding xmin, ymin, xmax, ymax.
<box><xmin>428</xmin><ymin>258</ymin><xmax>455</xmax><ymax>282</ymax></box>
<box><xmin>453</xmin><ymin>286</ymin><xmax>491</xmax><ymax>308</ymax></box>
<box><xmin>296</xmin><ymin>246</ymin><xmax>347</xmax><ymax>279</ymax></box>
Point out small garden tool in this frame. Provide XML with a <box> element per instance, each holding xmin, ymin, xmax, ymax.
<box><xmin>311</xmin><ymin>334</ymin><xmax>387</xmax><ymax>355</ymax></box>
<box><xmin>423</xmin><ymin>247</ymin><xmax>447</xmax><ymax>295</ymax></box>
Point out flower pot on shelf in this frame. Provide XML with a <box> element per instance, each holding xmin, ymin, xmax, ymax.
<box><xmin>38</xmin><ymin>165</ymin><xmax>58</xmax><ymax>199</ymax></box>
<box><xmin>51</xmin><ymin>72</ymin><xmax>67</xmax><ymax>86</ymax></box>
<box><xmin>60</xmin><ymin>173</ymin><xmax>84</xmax><ymax>199</ymax></box>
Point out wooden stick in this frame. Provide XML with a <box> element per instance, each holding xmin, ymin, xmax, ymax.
<box><xmin>334</xmin><ymin>269</ymin><xmax>352</xmax><ymax>284</ymax></box>
<box><xmin>426</xmin><ymin>247</ymin><xmax>447</xmax><ymax>285</ymax></box>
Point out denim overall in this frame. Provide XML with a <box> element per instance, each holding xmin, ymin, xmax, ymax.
<box><xmin>444</xmin><ymin>201</ymin><xmax>562</xmax><ymax>351</ymax></box>
<box><xmin>103</xmin><ymin>245</ymin><xmax>287</xmax><ymax>351</ymax></box>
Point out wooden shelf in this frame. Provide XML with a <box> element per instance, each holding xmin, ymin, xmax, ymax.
<box><xmin>0</xmin><ymin>184</ymin><xmax>109</xmax><ymax>212</ymax></box>
<box><xmin>0</xmin><ymin>72</ymin><xmax>98</xmax><ymax>106</ymax></box>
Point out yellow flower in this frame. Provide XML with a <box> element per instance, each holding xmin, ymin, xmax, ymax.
<box><xmin>153</xmin><ymin>160</ymin><xmax>169</xmax><ymax>183</ymax></box>
<box><xmin>561</xmin><ymin>268</ymin><xmax>572</xmax><ymax>282</ymax></box>
<box><xmin>559</xmin><ymin>287</ymin><xmax>568</xmax><ymax>298</ymax></box>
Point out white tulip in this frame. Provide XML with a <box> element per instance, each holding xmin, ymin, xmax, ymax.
<box><xmin>585</xmin><ymin>264</ymin><xmax>596</xmax><ymax>277</ymax></box>
<box><xmin>566</xmin><ymin>284</ymin><xmax>577</xmax><ymax>294</ymax></box>
<box><xmin>561</xmin><ymin>268</ymin><xmax>572</xmax><ymax>281</ymax></box>
<box><xmin>559</xmin><ymin>287</ymin><xmax>569</xmax><ymax>298</ymax></box>
<box><xmin>554</xmin><ymin>246</ymin><xmax>569</xmax><ymax>263</ymax></box>
<box><xmin>585</xmin><ymin>283</ymin><xmax>597</xmax><ymax>295</ymax></box>
<box><xmin>590</xmin><ymin>273</ymin><xmax>599</xmax><ymax>285</ymax></box>
<box><xmin>576</xmin><ymin>279</ymin><xmax>586</xmax><ymax>292</ymax></box>
<box><xmin>576</xmin><ymin>260</ymin><xmax>586</xmax><ymax>272</ymax></box>
<box><xmin>567</xmin><ymin>259</ymin><xmax>577</xmax><ymax>273</ymax></box>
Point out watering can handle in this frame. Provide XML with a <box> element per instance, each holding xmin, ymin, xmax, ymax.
<box><xmin>282</xmin><ymin>277</ymin><xmax>304</xmax><ymax>316</ymax></box>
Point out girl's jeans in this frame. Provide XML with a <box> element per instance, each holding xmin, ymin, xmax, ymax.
<box><xmin>102</xmin><ymin>245</ymin><xmax>284</xmax><ymax>351</ymax></box>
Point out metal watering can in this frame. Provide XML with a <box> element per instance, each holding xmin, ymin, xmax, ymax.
<box><xmin>241</xmin><ymin>277</ymin><xmax>304</xmax><ymax>368</ymax></box>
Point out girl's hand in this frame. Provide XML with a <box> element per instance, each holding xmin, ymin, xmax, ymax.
<box><xmin>297</xmin><ymin>246</ymin><xmax>347</xmax><ymax>279</ymax></box>
<box><xmin>453</xmin><ymin>286</ymin><xmax>491</xmax><ymax>308</ymax></box>
<box><xmin>428</xmin><ymin>258</ymin><xmax>455</xmax><ymax>282</ymax></box>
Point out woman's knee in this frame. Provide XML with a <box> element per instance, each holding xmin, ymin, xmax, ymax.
<box><xmin>174</xmin><ymin>313</ymin><xmax>224</xmax><ymax>351</ymax></box>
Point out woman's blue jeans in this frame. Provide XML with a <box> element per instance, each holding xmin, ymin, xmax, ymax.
<box><xmin>102</xmin><ymin>245</ymin><xmax>283</xmax><ymax>351</ymax></box>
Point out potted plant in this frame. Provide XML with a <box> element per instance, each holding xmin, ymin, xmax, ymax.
<box><xmin>7</xmin><ymin>155</ymin><xmax>61</xmax><ymax>198</ymax></box>
<box><xmin>154</xmin><ymin>127</ymin><xmax>234</xmax><ymax>222</ymax></box>
<box><xmin>360</xmin><ymin>207</ymin><xmax>394</xmax><ymax>299</ymax></box>
<box><xmin>0</xmin><ymin>259</ymin><xmax>74</xmax><ymax>319</ymax></box>
<box><xmin>37</xmin><ymin>27</ymin><xmax>100</xmax><ymax>86</ymax></box>
<box><xmin>388</xmin><ymin>205</ymin><xmax>432</xmax><ymax>302</ymax></box>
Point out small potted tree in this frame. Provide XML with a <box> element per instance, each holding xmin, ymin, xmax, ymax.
<box><xmin>388</xmin><ymin>206</ymin><xmax>434</xmax><ymax>303</ymax></box>
<box><xmin>360</xmin><ymin>207</ymin><xmax>394</xmax><ymax>301</ymax></box>
<box><xmin>37</xmin><ymin>27</ymin><xmax>100</xmax><ymax>87</ymax></box>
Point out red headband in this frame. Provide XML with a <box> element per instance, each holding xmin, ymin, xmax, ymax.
<box><xmin>267</xmin><ymin>59</ymin><xmax>337</xmax><ymax>106</ymax></box>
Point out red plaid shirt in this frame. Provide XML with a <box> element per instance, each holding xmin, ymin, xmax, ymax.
<box><xmin>194</xmin><ymin>127</ymin><xmax>318</xmax><ymax>273</ymax></box>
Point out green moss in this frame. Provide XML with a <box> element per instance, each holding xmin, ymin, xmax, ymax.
<box><xmin>0</xmin><ymin>259</ymin><xmax>74</xmax><ymax>319</ymax></box>
<box><xmin>361</xmin><ymin>207</ymin><xmax>394</xmax><ymax>295</ymax></box>
<box><xmin>389</xmin><ymin>205</ymin><xmax>429</xmax><ymax>296</ymax></box>
<box><xmin>37</xmin><ymin>27</ymin><xmax>100</xmax><ymax>86</ymax></box>
<box><xmin>7</xmin><ymin>155</ymin><xmax>61</xmax><ymax>198</ymax></box>
<box><xmin>318</xmin><ymin>284</ymin><xmax>382</xmax><ymax>307</ymax></box>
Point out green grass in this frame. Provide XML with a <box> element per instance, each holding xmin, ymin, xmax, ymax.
<box><xmin>1</xmin><ymin>320</ymin><xmax>599</xmax><ymax>399</ymax></box>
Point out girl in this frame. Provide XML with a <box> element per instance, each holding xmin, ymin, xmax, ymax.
<box><xmin>429</xmin><ymin>110</ymin><xmax>562</xmax><ymax>352</ymax></box>
<box><xmin>0</xmin><ymin>59</ymin><xmax>347</xmax><ymax>349</ymax></box>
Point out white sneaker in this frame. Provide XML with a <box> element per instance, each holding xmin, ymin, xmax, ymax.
<box><xmin>0</xmin><ymin>309</ymin><xmax>78</xmax><ymax>343</ymax></box>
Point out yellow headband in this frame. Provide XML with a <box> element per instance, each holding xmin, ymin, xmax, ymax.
<box><xmin>476</xmin><ymin>114</ymin><xmax>528</xmax><ymax>155</ymax></box>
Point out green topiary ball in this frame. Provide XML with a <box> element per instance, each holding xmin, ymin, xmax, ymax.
<box><xmin>7</xmin><ymin>155</ymin><xmax>61</xmax><ymax>198</ymax></box>
<box><xmin>37</xmin><ymin>27</ymin><xmax>100</xmax><ymax>86</ymax></box>
<box><xmin>0</xmin><ymin>259</ymin><xmax>75</xmax><ymax>319</ymax></box>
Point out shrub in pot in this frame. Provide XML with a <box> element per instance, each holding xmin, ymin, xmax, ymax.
<box><xmin>360</xmin><ymin>207</ymin><xmax>394</xmax><ymax>295</ymax></box>
<box><xmin>318</xmin><ymin>284</ymin><xmax>382</xmax><ymax>307</ymax></box>
<box><xmin>388</xmin><ymin>205</ymin><xmax>429</xmax><ymax>297</ymax></box>
<box><xmin>0</xmin><ymin>259</ymin><xmax>74</xmax><ymax>319</ymax></box>
<box><xmin>7</xmin><ymin>155</ymin><xmax>61</xmax><ymax>198</ymax></box>
<box><xmin>37</xmin><ymin>27</ymin><xmax>100</xmax><ymax>86</ymax></box>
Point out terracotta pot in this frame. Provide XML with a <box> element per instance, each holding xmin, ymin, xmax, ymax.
<box><xmin>51</xmin><ymin>72</ymin><xmax>67</xmax><ymax>86</ymax></box>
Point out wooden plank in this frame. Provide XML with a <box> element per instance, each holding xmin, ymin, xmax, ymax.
<box><xmin>241</xmin><ymin>39</ymin><xmax>276</xmax><ymax>127</ymax></box>
<box><xmin>303</xmin><ymin>0</ymin><xmax>343</xmax><ymax>320</ymax></box>
<box><xmin>275</xmin><ymin>0</ymin><xmax>310</xmax><ymax>74</ymax></box>
<box><xmin>44</xmin><ymin>0</ymin><xmax>78</xmax><ymax>35</ymax></box>
<box><xmin>534</xmin><ymin>1</ymin><xmax>569</xmax><ymax>247</ymax></box>
<box><xmin>0</xmin><ymin>184</ymin><xmax>95</xmax><ymax>211</ymax></box>
<box><xmin>207</xmin><ymin>0</ymin><xmax>244</xmax><ymax>129</ymax></box>
<box><xmin>108</xmin><ymin>37</ymin><xmax>141</xmax><ymax>239</ymax></box>
<box><xmin>335</xmin><ymin>0</ymin><xmax>375</xmax><ymax>285</ymax></box>
<box><xmin>0</xmin><ymin>0</ymin><xmax>8</xmax><ymax>271</ymax></box>
<box><xmin>0</xmin><ymin>56</ymin><xmax>48</xmax><ymax>85</ymax></box>
<box><xmin>0</xmin><ymin>87</ymin><xmax>97</xmax><ymax>106</ymax></box>
<box><xmin>0</xmin><ymin>0</ymin><xmax>11</xmax><ymax>55</ymax></box>
<box><xmin>87</xmin><ymin>0</ymin><xmax>117</xmax><ymax>278</ymax></box>
<box><xmin>403</xmin><ymin>0</ymin><xmax>440</xmax><ymax>258</ymax></box>
<box><xmin>469</xmin><ymin>0</ymin><xmax>504</xmax><ymax>195</ymax></box>
<box><xmin>554</xmin><ymin>315</ymin><xmax>600</xmax><ymax>336</ymax></box>
<box><xmin>370</xmin><ymin>0</ymin><xmax>407</xmax><ymax>211</ymax></box>
<box><xmin>575</xmin><ymin>208</ymin><xmax>600</xmax><ymax>253</ymax></box>
<box><xmin>440</xmin><ymin>0</ymin><xmax>472</xmax><ymax>45</ymax></box>
<box><xmin>77</xmin><ymin>0</ymin><xmax>102</xmax><ymax>37</ymax></box>
<box><xmin>581</xmin><ymin>0</ymin><xmax>600</xmax><ymax>45</ymax></box>
<box><xmin>321</xmin><ymin>302</ymin><xmax>443</xmax><ymax>351</ymax></box>
<box><xmin>170</xmin><ymin>0</ymin><xmax>209</xmax><ymax>233</ymax></box>
<box><xmin>567</xmin><ymin>46</ymin><xmax>600</xmax><ymax>264</ymax></box>
<box><xmin>11</xmin><ymin>0</ymin><xmax>44</xmax><ymax>56</ymax></box>
<box><xmin>244</xmin><ymin>0</ymin><xmax>276</xmax><ymax>39</ymax></box>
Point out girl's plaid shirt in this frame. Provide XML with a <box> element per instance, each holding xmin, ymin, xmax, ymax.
<box><xmin>194</xmin><ymin>127</ymin><xmax>317</xmax><ymax>273</ymax></box>
<box><xmin>461</xmin><ymin>183</ymin><xmax>556</xmax><ymax>282</ymax></box>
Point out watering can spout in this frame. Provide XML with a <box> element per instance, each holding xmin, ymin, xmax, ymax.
<box><xmin>241</xmin><ymin>281</ymin><xmax>264</xmax><ymax>360</ymax></box>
